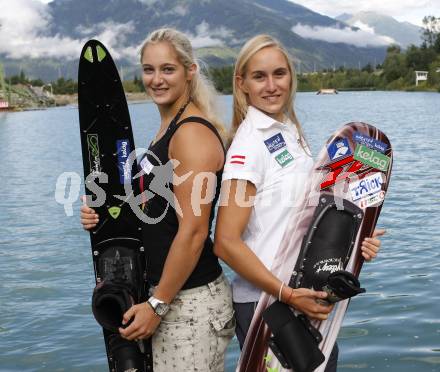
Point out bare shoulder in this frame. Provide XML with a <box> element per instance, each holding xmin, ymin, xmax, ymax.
<box><xmin>170</xmin><ymin>118</ymin><xmax>224</xmax><ymax>171</ymax></box>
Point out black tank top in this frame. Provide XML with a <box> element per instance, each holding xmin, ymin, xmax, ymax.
<box><xmin>140</xmin><ymin>115</ymin><xmax>224</xmax><ymax>289</ymax></box>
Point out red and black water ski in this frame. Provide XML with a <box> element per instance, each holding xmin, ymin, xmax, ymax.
<box><xmin>238</xmin><ymin>122</ymin><xmax>393</xmax><ymax>372</ymax></box>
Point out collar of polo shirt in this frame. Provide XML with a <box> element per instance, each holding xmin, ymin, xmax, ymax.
<box><xmin>246</xmin><ymin>106</ymin><xmax>289</xmax><ymax>130</ymax></box>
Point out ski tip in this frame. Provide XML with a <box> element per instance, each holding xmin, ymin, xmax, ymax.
<box><xmin>81</xmin><ymin>40</ymin><xmax>108</xmax><ymax>63</ymax></box>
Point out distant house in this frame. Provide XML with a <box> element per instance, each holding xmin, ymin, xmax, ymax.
<box><xmin>415</xmin><ymin>71</ymin><xmax>428</xmax><ymax>86</ymax></box>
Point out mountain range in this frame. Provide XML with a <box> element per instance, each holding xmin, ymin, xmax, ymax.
<box><xmin>337</xmin><ymin>11</ymin><xmax>422</xmax><ymax>48</ymax></box>
<box><xmin>1</xmin><ymin>0</ymin><xmax>417</xmax><ymax>81</ymax></box>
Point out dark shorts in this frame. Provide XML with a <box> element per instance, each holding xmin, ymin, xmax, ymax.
<box><xmin>233</xmin><ymin>301</ymin><xmax>339</xmax><ymax>372</ymax></box>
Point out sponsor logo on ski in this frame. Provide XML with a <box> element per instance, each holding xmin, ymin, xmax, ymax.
<box><xmin>275</xmin><ymin>149</ymin><xmax>294</xmax><ymax>167</ymax></box>
<box><xmin>320</xmin><ymin>155</ymin><xmax>365</xmax><ymax>190</ymax></box>
<box><xmin>358</xmin><ymin>190</ymin><xmax>385</xmax><ymax>208</ymax></box>
<box><xmin>354</xmin><ymin>144</ymin><xmax>390</xmax><ymax>171</ymax></box>
<box><xmin>327</xmin><ymin>138</ymin><xmax>351</xmax><ymax>161</ymax></box>
<box><xmin>108</xmin><ymin>206</ymin><xmax>121</xmax><ymax>219</ymax></box>
<box><xmin>87</xmin><ymin>134</ymin><xmax>101</xmax><ymax>175</ymax></box>
<box><xmin>117</xmin><ymin>139</ymin><xmax>131</xmax><ymax>184</ymax></box>
<box><xmin>314</xmin><ymin>258</ymin><xmax>344</xmax><ymax>274</ymax></box>
<box><xmin>264</xmin><ymin>133</ymin><xmax>286</xmax><ymax>153</ymax></box>
<box><xmin>349</xmin><ymin>172</ymin><xmax>383</xmax><ymax>201</ymax></box>
<box><xmin>353</xmin><ymin>132</ymin><xmax>388</xmax><ymax>153</ymax></box>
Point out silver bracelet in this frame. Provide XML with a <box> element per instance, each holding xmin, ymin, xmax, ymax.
<box><xmin>278</xmin><ymin>282</ymin><xmax>285</xmax><ymax>302</ymax></box>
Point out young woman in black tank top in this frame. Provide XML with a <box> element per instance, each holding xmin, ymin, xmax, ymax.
<box><xmin>81</xmin><ymin>28</ymin><xmax>234</xmax><ymax>371</ymax></box>
<box><xmin>141</xmin><ymin>111</ymin><xmax>224</xmax><ymax>289</ymax></box>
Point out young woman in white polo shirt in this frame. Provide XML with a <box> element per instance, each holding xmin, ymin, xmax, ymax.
<box><xmin>214</xmin><ymin>34</ymin><xmax>384</xmax><ymax>371</ymax></box>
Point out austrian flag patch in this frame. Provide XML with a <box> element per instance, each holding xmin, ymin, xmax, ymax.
<box><xmin>230</xmin><ymin>155</ymin><xmax>246</xmax><ymax>165</ymax></box>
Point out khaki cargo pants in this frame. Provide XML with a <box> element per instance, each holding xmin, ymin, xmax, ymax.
<box><xmin>152</xmin><ymin>273</ymin><xmax>235</xmax><ymax>371</ymax></box>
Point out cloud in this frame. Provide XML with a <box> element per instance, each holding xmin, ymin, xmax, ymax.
<box><xmin>352</xmin><ymin>21</ymin><xmax>376</xmax><ymax>34</ymax></box>
<box><xmin>0</xmin><ymin>0</ymin><xmax>222</xmax><ymax>61</ymax></box>
<box><xmin>0</xmin><ymin>0</ymin><xmax>139</xmax><ymax>60</ymax></box>
<box><xmin>164</xmin><ymin>5</ymin><xmax>189</xmax><ymax>16</ymax></box>
<box><xmin>187</xmin><ymin>21</ymin><xmax>233</xmax><ymax>48</ymax></box>
<box><xmin>288</xmin><ymin>0</ymin><xmax>440</xmax><ymax>26</ymax></box>
<box><xmin>75</xmin><ymin>21</ymin><xmax>139</xmax><ymax>60</ymax></box>
<box><xmin>0</xmin><ymin>0</ymin><xmax>84</xmax><ymax>59</ymax></box>
<box><xmin>292</xmin><ymin>23</ymin><xmax>395</xmax><ymax>47</ymax></box>
<box><xmin>137</xmin><ymin>0</ymin><xmax>159</xmax><ymax>5</ymax></box>
<box><xmin>289</xmin><ymin>0</ymin><xmax>433</xmax><ymax>17</ymax></box>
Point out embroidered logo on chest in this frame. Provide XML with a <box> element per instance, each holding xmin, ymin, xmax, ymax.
<box><xmin>275</xmin><ymin>149</ymin><xmax>294</xmax><ymax>167</ymax></box>
<box><xmin>264</xmin><ymin>133</ymin><xmax>286</xmax><ymax>153</ymax></box>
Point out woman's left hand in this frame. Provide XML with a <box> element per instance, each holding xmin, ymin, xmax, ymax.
<box><xmin>361</xmin><ymin>228</ymin><xmax>386</xmax><ymax>261</ymax></box>
<box><xmin>119</xmin><ymin>302</ymin><xmax>161</xmax><ymax>341</ymax></box>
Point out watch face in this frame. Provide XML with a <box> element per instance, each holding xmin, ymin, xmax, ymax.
<box><xmin>156</xmin><ymin>303</ymin><xmax>169</xmax><ymax>317</ymax></box>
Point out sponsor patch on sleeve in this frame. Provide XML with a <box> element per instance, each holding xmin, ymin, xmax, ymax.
<box><xmin>327</xmin><ymin>138</ymin><xmax>351</xmax><ymax>161</ymax></box>
<box><xmin>353</xmin><ymin>132</ymin><xmax>388</xmax><ymax>153</ymax></box>
<box><xmin>230</xmin><ymin>154</ymin><xmax>246</xmax><ymax>165</ymax></box>
<box><xmin>264</xmin><ymin>133</ymin><xmax>286</xmax><ymax>153</ymax></box>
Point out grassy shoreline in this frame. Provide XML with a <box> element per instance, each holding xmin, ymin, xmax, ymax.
<box><xmin>1</xmin><ymin>91</ymin><xmax>151</xmax><ymax>111</ymax></box>
<box><xmin>2</xmin><ymin>87</ymin><xmax>438</xmax><ymax>112</ymax></box>
<box><xmin>52</xmin><ymin>92</ymin><xmax>150</xmax><ymax>106</ymax></box>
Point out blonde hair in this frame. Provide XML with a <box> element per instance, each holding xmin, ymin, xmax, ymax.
<box><xmin>140</xmin><ymin>28</ymin><xmax>226</xmax><ymax>141</ymax></box>
<box><xmin>232</xmin><ymin>34</ymin><xmax>308</xmax><ymax>151</ymax></box>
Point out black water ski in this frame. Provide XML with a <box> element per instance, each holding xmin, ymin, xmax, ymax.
<box><xmin>78</xmin><ymin>40</ymin><xmax>153</xmax><ymax>372</ymax></box>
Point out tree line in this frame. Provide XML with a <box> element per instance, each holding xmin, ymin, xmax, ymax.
<box><xmin>6</xmin><ymin>71</ymin><xmax>78</xmax><ymax>95</ymax></box>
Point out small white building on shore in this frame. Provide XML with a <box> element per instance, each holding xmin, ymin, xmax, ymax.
<box><xmin>415</xmin><ymin>71</ymin><xmax>428</xmax><ymax>86</ymax></box>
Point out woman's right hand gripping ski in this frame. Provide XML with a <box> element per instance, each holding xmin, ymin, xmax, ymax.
<box><xmin>80</xmin><ymin>195</ymin><xmax>99</xmax><ymax>230</ymax></box>
<box><xmin>283</xmin><ymin>286</ymin><xmax>334</xmax><ymax>321</ymax></box>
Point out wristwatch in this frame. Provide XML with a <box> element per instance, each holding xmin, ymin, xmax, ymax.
<box><xmin>147</xmin><ymin>296</ymin><xmax>170</xmax><ymax>317</ymax></box>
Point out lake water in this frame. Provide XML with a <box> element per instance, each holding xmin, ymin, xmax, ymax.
<box><xmin>0</xmin><ymin>92</ymin><xmax>439</xmax><ymax>371</ymax></box>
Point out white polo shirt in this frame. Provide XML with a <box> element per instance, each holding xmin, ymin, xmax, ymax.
<box><xmin>222</xmin><ymin>106</ymin><xmax>313</xmax><ymax>303</ymax></box>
